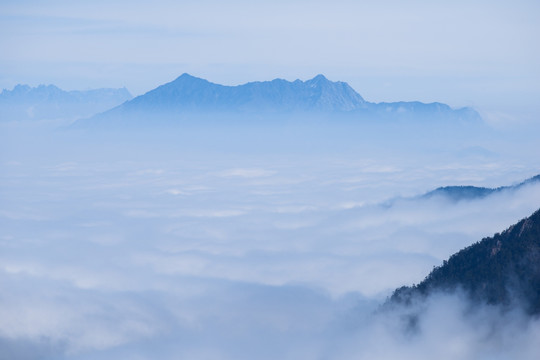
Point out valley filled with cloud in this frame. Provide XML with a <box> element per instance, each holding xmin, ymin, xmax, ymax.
<box><xmin>1</xmin><ymin>1</ymin><xmax>540</xmax><ymax>358</ymax></box>
<box><xmin>1</xmin><ymin>119</ymin><xmax>540</xmax><ymax>359</ymax></box>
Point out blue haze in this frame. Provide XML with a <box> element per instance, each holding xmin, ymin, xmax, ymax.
<box><xmin>1</xmin><ymin>0</ymin><xmax>540</xmax><ymax>358</ymax></box>
<box><xmin>1</xmin><ymin>73</ymin><xmax>540</xmax><ymax>359</ymax></box>
<box><xmin>1</xmin><ymin>1</ymin><xmax>539</xmax><ymax>125</ymax></box>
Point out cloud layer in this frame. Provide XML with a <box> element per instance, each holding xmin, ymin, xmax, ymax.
<box><xmin>1</xmin><ymin>121</ymin><xmax>540</xmax><ymax>359</ymax></box>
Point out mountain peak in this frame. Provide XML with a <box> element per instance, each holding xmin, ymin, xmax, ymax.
<box><xmin>13</xmin><ymin>84</ymin><xmax>31</xmax><ymax>92</ymax></box>
<box><xmin>171</xmin><ymin>73</ymin><xmax>211</xmax><ymax>85</ymax></box>
<box><xmin>116</xmin><ymin>74</ymin><xmax>366</xmax><ymax>114</ymax></box>
<box><xmin>175</xmin><ymin>73</ymin><xmax>201</xmax><ymax>81</ymax></box>
<box><xmin>79</xmin><ymin>74</ymin><xmax>481</xmax><ymax>126</ymax></box>
<box><xmin>305</xmin><ymin>74</ymin><xmax>333</xmax><ymax>87</ymax></box>
<box><xmin>310</xmin><ymin>74</ymin><xmax>328</xmax><ymax>82</ymax></box>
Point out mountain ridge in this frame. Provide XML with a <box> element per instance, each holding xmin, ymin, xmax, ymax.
<box><xmin>116</xmin><ymin>73</ymin><xmax>367</xmax><ymax>114</ymax></box>
<box><xmin>389</xmin><ymin>207</ymin><xmax>540</xmax><ymax>315</ymax></box>
<box><xmin>79</xmin><ymin>73</ymin><xmax>481</xmax><ymax>126</ymax></box>
<box><xmin>0</xmin><ymin>84</ymin><xmax>132</xmax><ymax>122</ymax></box>
<box><xmin>420</xmin><ymin>174</ymin><xmax>540</xmax><ymax>202</ymax></box>
<box><xmin>1</xmin><ymin>84</ymin><xmax>132</xmax><ymax>103</ymax></box>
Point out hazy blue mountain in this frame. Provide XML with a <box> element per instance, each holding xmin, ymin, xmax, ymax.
<box><xmin>365</xmin><ymin>100</ymin><xmax>480</xmax><ymax>122</ymax></box>
<box><xmin>421</xmin><ymin>174</ymin><xmax>540</xmax><ymax>201</ymax></box>
<box><xmin>80</xmin><ymin>74</ymin><xmax>480</xmax><ymax>126</ymax></box>
<box><xmin>0</xmin><ymin>84</ymin><xmax>132</xmax><ymax>122</ymax></box>
<box><xmin>125</xmin><ymin>73</ymin><xmax>366</xmax><ymax>112</ymax></box>
<box><xmin>389</xmin><ymin>208</ymin><xmax>540</xmax><ymax>315</ymax></box>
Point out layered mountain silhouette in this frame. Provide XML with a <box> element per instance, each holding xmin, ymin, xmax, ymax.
<box><xmin>389</xmin><ymin>208</ymin><xmax>540</xmax><ymax>315</ymax></box>
<box><xmin>78</xmin><ymin>74</ymin><xmax>481</xmax><ymax>126</ymax></box>
<box><xmin>124</xmin><ymin>73</ymin><xmax>366</xmax><ymax>113</ymax></box>
<box><xmin>0</xmin><ymin>84</ymin><xmax>132</xmax><ymax>122</ymax></box>
<box><xmin>420</xmin><ymin>174</ymin><xmax>540</xmax><ymax>202</ymax></box>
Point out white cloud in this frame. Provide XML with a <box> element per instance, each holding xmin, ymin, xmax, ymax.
<box><xmin>1</xmin><ymin>120</ymin><xmax>540</xmax><ymax>358</ymax></box>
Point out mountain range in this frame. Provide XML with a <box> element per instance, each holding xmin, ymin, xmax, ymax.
<box><xmin>1</xmin><ymin>74</ymin><xmax>484</xmax><ymax>127</ymax></box>
<box><xmin>123</xmin><ymin>73</ymin><xmax>366</xmax><ymax>113</ymax></box>
<box><xmin>79</xmin><ymin>74</ymin><xmax>481</xmax><ymax>126</ymax></box>
<box><xmin>0</xmin><ymin>84</ymin><xmax>132</xmax><ymax>122</ymax></box>
<box><xmin>389</xmin><ymin>207</ymin><xmax>540</xmax><ymax>315</ymax></box>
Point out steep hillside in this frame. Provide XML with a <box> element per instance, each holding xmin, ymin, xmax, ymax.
<box><xmin>390</xmin><ymin>208</ymin><xmax>540</xmax><ymax>314</ymax></box>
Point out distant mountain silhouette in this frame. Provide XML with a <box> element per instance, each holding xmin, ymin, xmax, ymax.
<box><xmin>79</xmin><ymin>74</ymin><xmax>481</xmax><ymax>126</ymax></box>
<box><xmin>90</xmin><ymin>73</ymin><xmax>366</xmax><ymax>120</ymax></box>
<box><xmin>421</xmin><ymin>174</ymin><xmax>540</xmax><ymax>202</ymax></box>
<box><xmin>0</xmin><ymin>84</ymin><xmax>132</xmax><ymax>122</ymax></box>
<box><xmin>389</xmin><ymin>208</ymin><xmax>540</xmax><ymax>315</ymax></box>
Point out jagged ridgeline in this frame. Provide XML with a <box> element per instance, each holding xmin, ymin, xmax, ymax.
<box><xmin>390</xmin><ymin>208</ymin><xmax>540</xmax><ymax>315</ymax></box>
<box><xmin>75</xmin><ymin>74</ymin><xmax>481</xmax><ymax>127</ymax></box>
<box><xmin>0</xmin><ymin>84</ymin><xmax>132</xmax><ymax>122</ymax></box>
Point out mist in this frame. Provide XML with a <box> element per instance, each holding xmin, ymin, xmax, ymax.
<box><xmin>2</xmin><ymin>0</ymin><xmax>540</xmax><ymax>356</ymax></box>
<box><xmin>1</xmin><ymin>110</ymin><xmax>540</xmax><ymax>359</ymax></box>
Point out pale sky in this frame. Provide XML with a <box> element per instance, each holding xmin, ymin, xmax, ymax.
<box><xmin>2</xmin><ymin>3</ymin><xmax>540</xmax><ymax>358</ymax></box>
<box><xmin>1</xmin><ymin>0</ymin><xmax>539</xmax><ymax>124</ymax></box>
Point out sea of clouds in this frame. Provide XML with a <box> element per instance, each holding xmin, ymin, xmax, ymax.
<box><xmin>1</xmin><ymin>119</ymin><xmax>540</xmax><ymax>359</ymax></box>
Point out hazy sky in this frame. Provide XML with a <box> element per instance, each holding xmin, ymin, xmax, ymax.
<box><xmin>2</xmin><ymin>3</ymin><xmax>540</xmax><ymax>357</ymax></box>
<box><xmin>1</xmin><ymin>0</ymin><xmax>539</xmax><ymax>122</ymax></box>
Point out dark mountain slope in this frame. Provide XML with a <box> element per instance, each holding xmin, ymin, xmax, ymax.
<box><xmin>390</xmin><ymin>208</ymin><xmax>540</xmax><ymax>315</ymax></box>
